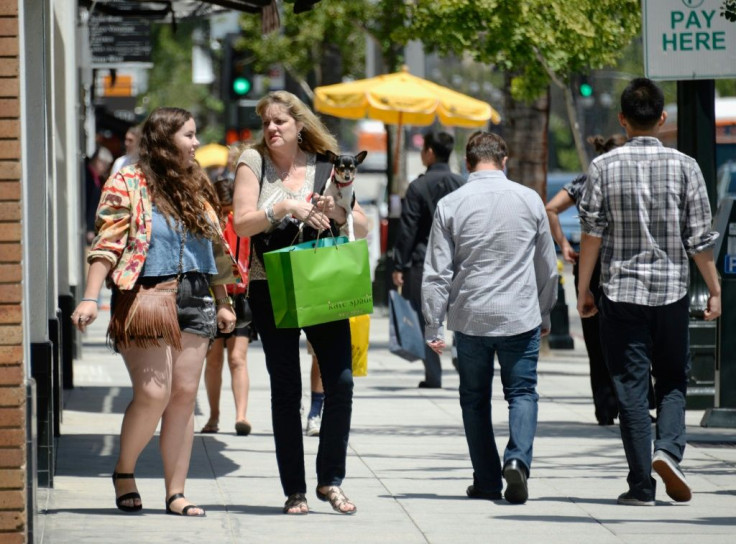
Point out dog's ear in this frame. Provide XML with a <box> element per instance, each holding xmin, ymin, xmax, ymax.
<box><xmin>354</xmin><ymin>150</ymin><xmax>368</xmax><ymax>165</ymax></box>
<box><xmin>325</xmin><ymin>150</ymin><xmax>339</xmax><ymax>164</ymax></box>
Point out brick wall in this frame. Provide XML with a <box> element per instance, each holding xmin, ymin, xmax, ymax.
<box><xmin>0</xmin><ymin>0</ymin><xmax>26</xmax><ymax>542</ymax></box>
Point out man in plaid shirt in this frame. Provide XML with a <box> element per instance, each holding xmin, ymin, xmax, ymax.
<box><xmin>577</xmin><ymin>78</ymin><xmax>721</xmax><ymax>506</ymax></box>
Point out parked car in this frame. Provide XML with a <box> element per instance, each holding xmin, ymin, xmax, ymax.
<box><xmin>547</xmin><ymin>171</ymin><xmax>583</xmax><ymax>250</ymax></box>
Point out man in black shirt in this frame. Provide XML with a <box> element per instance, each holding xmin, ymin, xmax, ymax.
<box><xmin>392</xmin><ymin>131</ymin><xmax>466</xmax><ymax>388</ymax></box>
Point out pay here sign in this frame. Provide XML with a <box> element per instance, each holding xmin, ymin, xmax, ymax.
<box><xmin>643</xmin><ymin>0</ymin><xmax>736</xmax><ymax>80</ymax></box>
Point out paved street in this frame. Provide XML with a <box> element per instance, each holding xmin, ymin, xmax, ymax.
<box><xmin>37</xmin><ymin>269</ymin><xmax>736</xmax><ymax>544</ymax></box>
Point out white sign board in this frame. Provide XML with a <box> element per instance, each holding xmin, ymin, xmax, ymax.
<box><xmin>642</xmin><ymin>0</ymin><xmax>736</xmax><ymax>80</ymax></box>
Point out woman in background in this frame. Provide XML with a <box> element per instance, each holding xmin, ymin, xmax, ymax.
<box><xmin>201</xmin><ymin>150</ymin><xmax>257</xmax><ymax>436</ymax></box>
<box><xmin>546</xmin><ymin>134</ymin><xmax>625</xmax><ymax>426</ymax></box>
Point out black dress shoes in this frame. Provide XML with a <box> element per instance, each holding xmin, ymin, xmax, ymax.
<box><xmin>466</xmin><ymin>485</ymin><xmax>502</xmax><ymax>501</ymax></box>
<box><xmin>502</xmin><ymin>459</ymin><xmax>529</xmax><ymax>504</ymax></box>
<box><xmin>418</xmin><ymin>381</ymin><xmax>441</xmax><ymax>389</ymax></box>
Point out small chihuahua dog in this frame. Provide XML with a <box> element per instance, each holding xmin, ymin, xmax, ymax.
<box><xmin>324</xmin><ymin>150</ymin><xmax>368</xmax><ymax>241</ymax></box>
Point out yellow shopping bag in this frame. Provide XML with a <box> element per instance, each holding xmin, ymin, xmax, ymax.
<box><xmin>350</xmin><ymin>315</ymin><xmax>370</xmax><ymax>377</ymax></box>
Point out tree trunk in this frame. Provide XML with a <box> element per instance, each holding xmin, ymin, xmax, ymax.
<box><xmin>504</xmin><ymin>75</ymin><xmax>550</xmax><ymax>202</ymax></box>
<box><xmin>562</xmin><ymin>83</ymin><xmax>589</xmax><ymax>170</ymax></box>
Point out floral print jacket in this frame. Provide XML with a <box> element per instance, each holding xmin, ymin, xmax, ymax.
<box><xmin>87</xmin><ymin>165</ymin><xmax>245</xmax><ymax>291</ymax></box>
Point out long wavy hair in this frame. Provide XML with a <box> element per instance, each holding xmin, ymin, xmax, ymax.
<box><xmin>138</xmin><ymin>107</ymin><xmax>221</xmax><ymax>239</ymax></box>
<box><xmin>252</xmin><ymin>91</ymin><xmax>338</xmax><ymax>158</ymax></box>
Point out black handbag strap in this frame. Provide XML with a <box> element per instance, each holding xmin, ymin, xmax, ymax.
<box><xmin>176</xmin><ymin>228</ymin><xmax>186</xmax><ymax>283</ymax></box>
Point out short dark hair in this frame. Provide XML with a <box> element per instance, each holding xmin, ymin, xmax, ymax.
<box><xmin>423</xmin><ymin>131</ymin><xmax>454</xmax><ymax>162</ymax></box>
<box><xmin>620</xmin><ymin>77</ymin><xmax>665</xmax><ymax>131</ymax></box>
<box><xmin>465</xmin><ymin>131</ymin><xmax>507</xmax><ymax>170</ymax></box>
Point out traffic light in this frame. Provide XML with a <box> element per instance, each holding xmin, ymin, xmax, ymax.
<box><xmin>230</xmin><ymin>51</ymin><xmax>253</xmax><ymax>99</ymax></box>
<box><xmin>232</xmin><ymin>73</ymin><xmax>252</xmax><ymax>97</ymax></box>
<box><xmin>578</xmin><ymin>75</ymin><xmax>593</xmax><ymax>98</ymax></box>
<box><xmin>222</xmin><ymin>35</ymin><xmax>254</xmax><ymax>101</ymax></box>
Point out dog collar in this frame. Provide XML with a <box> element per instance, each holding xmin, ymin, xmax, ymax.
<box><xmin>334</xmin><ymin>179</ymin><xmax>353</xmax><ymax>188</ymax></box>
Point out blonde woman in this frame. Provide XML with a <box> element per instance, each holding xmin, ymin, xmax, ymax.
<box><xmin>233</xmin><ymin>91</ymin><xmax>368</xmax><ymax>515</ymax></box>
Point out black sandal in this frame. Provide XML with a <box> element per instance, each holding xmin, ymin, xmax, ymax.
<box><xmin>282</xmin><ymin>492</ymin><xmax>308</xmax><ymax>515</ymax></box>
<box><xmin>112</xmin><ymin>472</ymin><xmax>142</xmax><ymax>513</ymax></box>
<box><xmin>316</xmin><ymin>486</ymin><xmax>357</xmax><ymax>515</ymax></box>
<box><xmin>165</xmin><ymin>493</ymin><xmax>206</xmax><ymax>517</ymax></box>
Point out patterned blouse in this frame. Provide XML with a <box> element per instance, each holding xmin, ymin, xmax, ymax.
<box><xmin>87</xmin><ymin>165</ymin><xmax>245</xmax><ymax>291</ymax></box>
<box><xmin>237</xmin><ymin>148</ymin><xmax>317</xmax><ymax>281</ymax></box>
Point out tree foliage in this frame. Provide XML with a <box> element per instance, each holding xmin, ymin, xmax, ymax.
<box><xmin>722</xmin><ymin>0</ymin><xmax>736</xmax><ymax>22</ymax></box>
<box><xmin>236</xmin><ymin>0</ymin><xmax>371</xmax><ymax>95</ymax></box>
<box><xmin>406</xmin><ymin>1</ymin><xmax>641</xmax><ymax>101</ymax></box>
<box><xmin>405</xmin><ymin>1</ymin><xmax>642</xmax><ymax>170</ymax></box>
<box><xmin>363</xmin><ymin>0</ymin><xmax>411</xmax><ymax>73</ymax></box>
<box><xmin>142</xmin><ymin>21</ymin><xmax>224</xmax><ymax>143</ymax></box>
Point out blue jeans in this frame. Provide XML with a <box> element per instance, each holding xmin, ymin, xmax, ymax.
<box><xmin>599</xmin><ymin>295</ymin><xmax>690</xmax><ymax>501</ymax></box>
<box><xmin>455</xmin><ymin>328</ymin><xmax>540</xmax><ymax>494</ymax></box>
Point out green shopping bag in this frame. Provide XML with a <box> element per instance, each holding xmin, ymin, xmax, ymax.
<box><xmin>263</xmin><ymin>236</ymin><xmax>373</xmax><ymax>328</ymax></box>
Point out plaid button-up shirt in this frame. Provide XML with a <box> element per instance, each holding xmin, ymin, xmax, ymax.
<box><xmin>579</xmin><ymin>137</ymin><xmax>718</xmax><ymax>307</ymax></box>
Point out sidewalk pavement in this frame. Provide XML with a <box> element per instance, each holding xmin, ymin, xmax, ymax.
<box><xmin>38</xmin><ymin>277</ymin><xmax>736</xmax><ymax>544</ymax></box>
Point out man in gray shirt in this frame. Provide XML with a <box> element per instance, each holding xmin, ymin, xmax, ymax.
<box><xmin>422</xmin><ymin>131</ymin><xmax>558</xmax><ymax>504</ymax></box>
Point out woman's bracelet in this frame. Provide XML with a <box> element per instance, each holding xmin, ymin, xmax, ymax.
<box><xmin>215</xmin><ymin>296</ymin><xmax>232</xmax><ymax>307</ymax></box>
<box><xmin>81</xmin><ymin>298</ymin><xmax>98</xmax><ymax>303</ymax></box>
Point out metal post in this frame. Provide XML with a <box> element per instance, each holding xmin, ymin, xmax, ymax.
<box><xmin>677</xmin><ymin>80</ymin><xmax>718</xmax><ymax>409</ymax></box>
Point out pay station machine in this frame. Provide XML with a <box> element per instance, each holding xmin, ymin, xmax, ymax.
<box><xmin>702</xmin><ymin>195</ymin><xmax>736</xmax><ymax>427</ymax></box>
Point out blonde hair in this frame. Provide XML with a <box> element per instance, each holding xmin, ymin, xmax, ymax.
<box><xmin>228</xmin><ymin>141</ymin><xmax>249</xmax><ymax>170</ymax></box>
<box><xmin>253</xmin><ymin>91</ymin><xmax>338</xmax><ymax>157</ymax></box>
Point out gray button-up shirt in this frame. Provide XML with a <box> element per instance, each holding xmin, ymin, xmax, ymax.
<box><xmin>421</xmin><ymin>169</ymin><xmax>558</xmax><ymax>341</ymax></box>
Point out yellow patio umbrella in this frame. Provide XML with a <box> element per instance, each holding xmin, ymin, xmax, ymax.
<box><xmin>195</xmin><ymin>143</ymin><xmax>229</xmax><ymax>168</ymax></box>
<box><xmin>314</xmin><ymin>66</ymin><xmax>500</xmax><ymax>182</ymax></box>
<box><xmin>314</xmin><ymin>66</ymin><xmax>501</xmax><ymax>128</ymax></box>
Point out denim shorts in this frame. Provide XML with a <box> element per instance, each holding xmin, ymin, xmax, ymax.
<box><xmin>175</xmin><ymin>272</ymin><xmax>217</xmax><ymax>339</ymax></box>
<box><xmin>111</xmin><ymin>272</ymin><xmax>217</xmax><ymax>344</ymax></box>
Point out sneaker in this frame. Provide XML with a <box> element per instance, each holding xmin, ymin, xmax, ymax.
<box><xmin>306</xmin><ymin>415</ymin><xmax>321</xmax><ymax>437</ymax></box>
<box><xmin>617</xmin><ymin>491</ymin><xmax>655</xmax><ymax>506</ymax></box>
<box><xmin>652</xmin><ymin>450</ymin><xmax>692</xmax><ymax>502</ymax></box>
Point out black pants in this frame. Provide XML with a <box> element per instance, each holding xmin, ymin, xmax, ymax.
<box><xmin>573</xmin><ymin>260</ymin><xmax>618</xmax><ymax>423</ymax></box>
<box><xmin>249</xmin><ymin>280</ymin><xmax>354</xmax><ymax>496</ymax></box>
<box><xmin>599</xmin><ymin>294</ymin><xmax>690</xmax><ymax>501</ymax></box>
<box><xmin>403</xmin><ymin>265</ymin><xmax>442</xmax><ymax>386</ymax></box>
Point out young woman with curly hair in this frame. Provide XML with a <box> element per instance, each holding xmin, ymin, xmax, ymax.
<box><xmin>71</xmin><ymin>107</ymin><xmax>243</xmax><ymax>517</ymax></box>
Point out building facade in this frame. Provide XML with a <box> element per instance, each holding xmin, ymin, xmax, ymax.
<box><xmin>1</xmin><ymin>1</ymin><xmax>82</xmax><ymax>541</ymax></box>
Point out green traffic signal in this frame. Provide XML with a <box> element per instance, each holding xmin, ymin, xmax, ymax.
<box><xmin>233</xmin><ymin>77</ymin><xmax>251</xmax><ymax>96</ymax></box>
<box><xmin>579</xmin><ymin>83</ymin><xmax>593</xmax><ymax>98</ymax></box>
